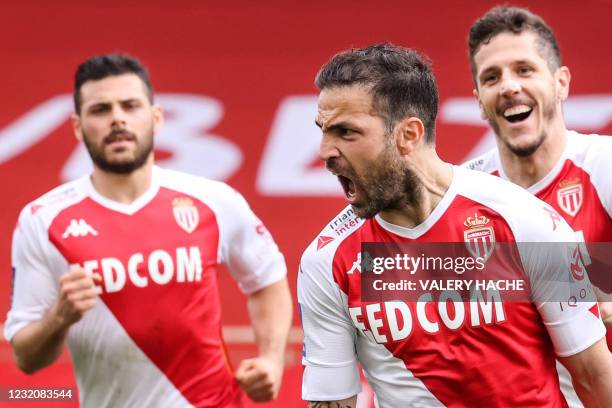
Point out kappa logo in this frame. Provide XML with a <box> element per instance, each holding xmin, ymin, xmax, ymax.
<box><xmin>62</xmin><ymin>219</ymin><xmax>99</xmax><ymax>238</ymax></box>
<box><xmin>463</xmin><ymin>213</ymin><xmax>495</xmax><ymax>261</ymax></box>
<box><xmin>346</xmin><ymin>252</ymin><xmax>362</xmax><ymax>275</ymax></box>
<box><xmin>172</xmin><ymin>197</ymin><xmax>199</xmax><ymax>234</ymax></box>
<box><xmin>557</xmin><ymin>179</ymin><xmax>583</xmax><ymax>217</ymax></box>
<box><xmin>317</xmin><ymin>235</ymin><xmax>334</xmax><ymax>250</ymax></box>
<box><xmin>543</xmin><ymin>206</ymin><xmax>562</xmax><ymax>231</ymax></box>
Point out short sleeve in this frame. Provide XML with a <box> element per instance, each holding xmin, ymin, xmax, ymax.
<box><xmin>298</xmin><ymin>244</ymin><xmax>361</xmax><ymax>401</ymax></box>
<box><xmin>4</xmin><ymin>206</ymin><xmax>63</xmax><ymax>341</ymax></box>
<box><xmin>516</xmin><ymin>206</ymin><xmax>606</xmax><ymax>357</ymax></box>
<box><xmin>215</xmin><ymin>187</ymin><xmax>286</xmax><ymax>294</ymax></box>
<box><xmin>584</xmin><ymin>135</ymin><xmax>612</xmax><ymax>219</ymax></box>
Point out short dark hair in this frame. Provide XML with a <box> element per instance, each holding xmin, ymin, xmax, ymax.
<box><xmin>315</xmin><ymin>43</ymin><xmax>439</xmax><ymax>144</ymax></box>
<box><xmin>74</xmin><ymin>54</ymin><xmax>154</xmax><ymax>114</ymax></box>
<box><xmin>468</xmin><ymin>6</ymin><xmax>561</xmax><ymax>81</ymax></box>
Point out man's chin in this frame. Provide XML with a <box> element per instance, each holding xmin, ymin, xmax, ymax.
<box><xmin>505</xmin><ymin>139</ymin><xmax>544</xmax><ymax>157</ymax></box>
<box><xmin>351</xmin><ymin>203</ymin><xmax>379</xmax><ymax>220</ymax></box>
<box><xmin>497</xmin><ymin>128</ymin><xmax>546</xmax><ymax>157</ymax></box>
<box><xmin>95</xmin><ymin>159</ymin><xmax>144</xmax><ymax>174</ymax></box>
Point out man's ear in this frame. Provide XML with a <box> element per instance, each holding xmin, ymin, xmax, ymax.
<box><xmin>556</xmin><ymin>66</ymin><xmax>571</xmax><ymax>102</ymax></box>
<box><xmin>473</xmin><ymin>89</ymin><xmax>487</xmax><ymax>120</ymax></box>
<box><xmin>395</xmin><ymin>116</ymin><xmax>425</xmax><ymax>156</ymax></box>
<box><xmin>152</xmin><ymin>104</ymin><xmax>164</xmax><ymax>134</ymax></box>
<box><xmin>72</xmin><ymin>113</ymin><xmax>83</xmax><ymax>142</ymax></box>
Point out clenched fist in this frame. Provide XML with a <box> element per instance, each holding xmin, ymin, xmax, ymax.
<box><xmin>51</xmin><ymin>267</ymin><xmax>102</xmax><ymax>327</ymax></box>
<box><xmin>235</xmin><ymin>356</ymin><xmax>282</xmax><ymax>402</ymax></box>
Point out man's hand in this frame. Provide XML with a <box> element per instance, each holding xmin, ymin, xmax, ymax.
<box><xmin>52</xmin><ymin>268</ymin><xmax>101</xmax><ymax>327</ymax></box>
<box><xmin>239</xmin><ymin>277</ymin><xmax>291</xmax><ymax>402</ymax></box>
<box><xmin>235</xmin><ymin>356</ymin><xmax>282</xmax><ymax>402</ymax></box>
<box><xmin>593</xmin><ymin>286</ymin><xmax>612</xmax><ymax>326</ymax></box>
<box><xmin>11</xmin><ymin>268</ymin><xmax>102</xmax><ymax>374</ymax></box>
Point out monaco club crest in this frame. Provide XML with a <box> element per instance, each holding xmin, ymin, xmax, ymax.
<box><xmin>172</xmin><ymin>197</ymin><xmax>199</xmax><ymax>234</ymax></box>
<box><xmin>557</xmin><ymin>179</ymin><xmax>583</xmax><ymax>217</ymax></box>
<box><xmin>463</xmin><ymin>213</ymin><xmax>495</xmax><ymax>261</ymax></box>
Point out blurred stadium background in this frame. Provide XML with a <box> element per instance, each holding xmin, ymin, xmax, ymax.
<box><xmin>0</xmin><ymin>0</ymin><xmax>610</xmax><ymax>406</ymax></box>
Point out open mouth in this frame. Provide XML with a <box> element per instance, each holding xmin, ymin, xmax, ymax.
<box><xmin>338</xmin><ymin>175</ymin><xmax>356</xmax><ymax>201</ymax></box>
<box><xmin>503</xmin><ymin>104</ymin><xmax>533</xmax><ymax>123</ymax></box>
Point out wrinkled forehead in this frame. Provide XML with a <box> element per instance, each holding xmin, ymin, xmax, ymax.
<box><xmin>316</xmin><ymin>85</ymin><xmax>376</xmax><ymax>128</ymax></box>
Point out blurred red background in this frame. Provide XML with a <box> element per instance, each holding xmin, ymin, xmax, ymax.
<box><xmin>1</xmin><ymin>0</ymin><xmax>611</xmax><ymax>406</ymax></box>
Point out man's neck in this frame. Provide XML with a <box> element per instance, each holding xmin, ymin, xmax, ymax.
<box><xmin>90</xmin><ymin>159</ymin><xmax>154</xmax><ymax>204</ymax></box>
<box><xmin>379</xmin><ymin>150</ymin><xmax>454</xmax><ymax>229</ymax></box>
<box><xmin>499</xmin><ymin>127</ymin><xmax>568</xmax><ymax>189</ymax></box>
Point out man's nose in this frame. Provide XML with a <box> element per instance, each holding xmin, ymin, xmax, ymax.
<box><xmin>500</xmin><ymin>76</ymin><xmax>521</xmax><ymax>96</ymax></box>
<box><xmin>110</xmin><ymin>104</ymin><xmax>128</xmax><ymax>126</ymax></box>
<box><xmin>319</xmin><ymin>133</ymin><xmax>340</xmax><ymax>161</ymax></box>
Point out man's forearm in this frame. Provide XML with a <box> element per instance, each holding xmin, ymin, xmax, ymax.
<box><xmin>308</xmin><ymin>397</ymin><xmax>357</xmax><ymax>408</ymax></box>
<box><xmin>573</xmin><ymin>364</ymin><xmax>612</xmax><ymax>407</ymax></box>
<box><xmin>11</xmin><ymin>306</ymin><xmax>70</xmax><ymax>374</ymax></box>
<box><xmin>247</xmin><ymin>277</ymin><xmax>292</xmax><ymax>362</ymax></box>
<box><xmin>561</xmin><ymin>338</ymin><xmax>612</xmax><ymax>408</ymax></box>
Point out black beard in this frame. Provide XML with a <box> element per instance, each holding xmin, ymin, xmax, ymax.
<box><xmin>83</xmin><ymin>128</ymin><xmax>154</xmax><ymax>174</ymax></box>
<box><xmin>356</xmin><ymin>159</ymin><xmax>422</xmax><ymax>219</ymax></box>
<box><xmin>329</xmin><ymin>145</ymin><xmax>422</xmax><ymax>219</ymax></box>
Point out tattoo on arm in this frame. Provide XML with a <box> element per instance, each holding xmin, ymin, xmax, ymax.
<box><xmin>308</xmin><ymin>402</ymin><xmax>355</xmax><ymax>408</ymax></box>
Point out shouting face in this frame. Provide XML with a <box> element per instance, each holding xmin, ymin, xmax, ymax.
<box><xmin>316</xmin><ymin>85</ymin><xmax>421</xmax><ymax>219</ymax></box>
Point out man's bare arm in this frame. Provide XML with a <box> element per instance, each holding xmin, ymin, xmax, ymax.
<box><xmin>308</xmin><ymin>396</ymin><xmax>358</xmax><ymax>408</ymax></box>
<box><xmin>235</xmin><ymin>277</ymin><xmax>292</xmax><ymax>402</ymax></box>
<box><xmin>559</xmin><ymin>337</ymin><xmax>612</xmax><ymax>407</ymax></box>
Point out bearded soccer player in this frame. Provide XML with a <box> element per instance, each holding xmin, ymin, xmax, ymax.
<box><xmin>4</xmin><ymin>54</ymin><xmax>292</xmax><ymax>407</ymax></box>
<box><xmin>297</xmin><ymin>44</ymin><xmax>612</xmax><ymax>407</ymax></box>
<box><xmin>463</xmin><ymin>6</ymin><xmax>612</xmax><ymax>407</ymax></box>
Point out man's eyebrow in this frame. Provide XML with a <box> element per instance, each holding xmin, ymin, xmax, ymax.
<box><xmin>87</xmin><ymin>101</ymin><xmax>111</xmax><ymax>109</ymax></box>
<box><xmin>477</xmin><ymin>66</ymin><xmax>497</xmax><ymax>80</ymax></box>
<box><xmin>120</xmin><ymin>98</ymin><xmax>141</xmax><ymax>103</ymax></box>
<box><xmin>316</xmin><ymin>121</ymin><xmax>353</xmax><ymax>132</ymax></box>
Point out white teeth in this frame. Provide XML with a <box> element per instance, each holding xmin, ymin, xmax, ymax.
<box><xmin>504</xmin><ymin>105</ymin><xmax>532</xmax><ymax>117</ymax></box>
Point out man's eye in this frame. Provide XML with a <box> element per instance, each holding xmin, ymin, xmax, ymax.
<box><xmin>483</xmin><ymin>74</ymin><xmax>497</xmax><ymax>84</ymax></box>
<box><xmin>518</xmin><ymin>66</ymin><xmax>533</xmax><ymax>75</ymax></box>
<box><xmin>91</xmin><ymin>106</ymin><xmax>108</xmax><ymax>114</ymax></box>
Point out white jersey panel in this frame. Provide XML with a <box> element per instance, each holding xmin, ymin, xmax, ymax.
<box><xmin>298</xmin><ymin>207</ymin><xmax>364</xmax><ymax>401</ymax></box>
<box><xmin>355</xmin><ymin>335</ymin><xmax>444</xmax><ymax>408</ymax></box>
<box><xmin>68</xmin><ymin>301</ymin><xmax>190</xmax><ymax>408</ymax></box>
<box><xmin>4</xmin><ymin>179</ymin><xmax>89</xmax><ymax>341</ymax></box>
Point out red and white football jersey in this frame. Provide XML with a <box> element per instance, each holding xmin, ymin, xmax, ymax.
<box><xmin>4</xmin><ymin>166</ymin><xmax>287</xmax><ymax>408</ymax></box>
<box><xmin>298</xmin><ymin>166</ymin><xmax>605</xmax><ymax>407</ymax></box>
<box><xmin>464</xmin><ymin>131</ymin><xmax>612</xmax><ymax>243</ymax></box>
<box><xmin>465</xmin><ymin>131</ymin><xmax>612</xmax><ymax>407</ymax></box>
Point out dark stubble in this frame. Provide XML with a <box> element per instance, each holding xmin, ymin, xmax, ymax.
<box><xmin>328</xmin><ymin>141</ymin><xmax>422</xmax><ymax>219</ymax></box>
<box><xmin>83</xmin><ymin>124</ymin><xmax>154</xmax><ymax>174</ymax></box>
